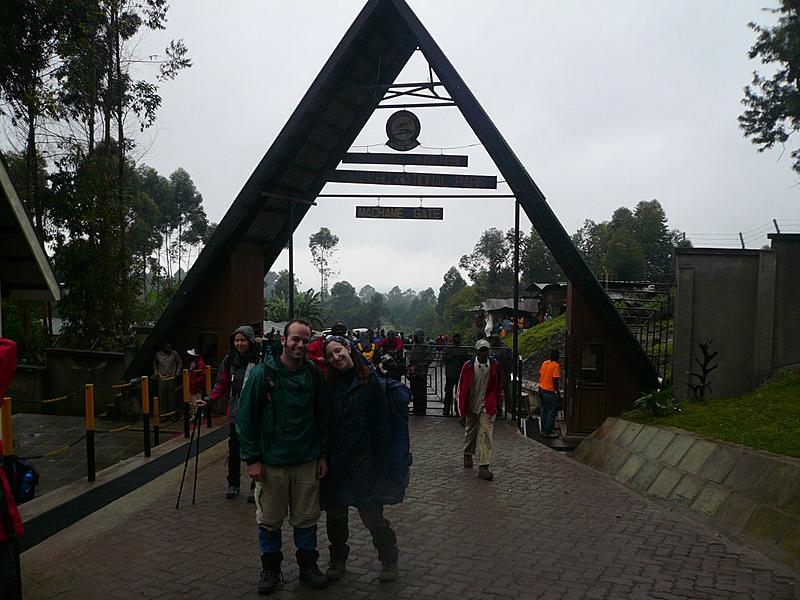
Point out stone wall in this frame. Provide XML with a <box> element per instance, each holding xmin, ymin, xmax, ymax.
<box><xmin>572</xmin><ymin>417</ymin><xmax>800</xmax><ymax>572</ymax></box>
<box><xmin>674</xmin><ymin>234</ymin><xmax>800</xmax><ymax>402</ymax></box>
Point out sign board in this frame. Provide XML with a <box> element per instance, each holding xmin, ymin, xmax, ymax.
<box><xmin>331</xmin><ymin>169</ymin><xmax>496</xmax><ymax>189</ymax></box>
<box><xmin>342</xmin><ymin>152</ymin><xmax>468</xmax><ymax>167</ymax></box>
<box><xmin>386</xmin><ymin>110</ymin><xmax>421</xmax><ymax>151</ymax></box>
<box><xmin>355</xmin><ymin>205</ymin><xmax>444</xmax><ymax>220</ymax></box>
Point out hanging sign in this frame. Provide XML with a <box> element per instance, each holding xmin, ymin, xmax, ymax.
<box><xmin>342</xmin><ymin>152</ymin><xmax>468</xmax><ymax>167</ymax></box>
<box><xmin>355</xmin><ymin>206</ymin><xmax>444</xmax><ymax>220</ymax></box>
<box><xmin>386</xmin><ymin>110</ymin><xmax>421</xmax><ymax>151</ymax></box>
<box><xmin>331</xmin><ymin>169</ymin><xmax>496</xmax><ymax>189</ymax></box>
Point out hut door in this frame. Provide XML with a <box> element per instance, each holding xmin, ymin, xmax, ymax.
<box><xmin>574</xmin><ymin>342</ymin><xmax>608</xmax><ymax>431</ymax></box>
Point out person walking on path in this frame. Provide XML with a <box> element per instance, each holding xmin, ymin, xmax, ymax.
<box><xmin>407</xmin><ymin>328</ymin><xmax>434</xmax><ymax>416</ymax></box>
<box><xmin>538</xmin><ymin>349</ymin><xmax>561</xmax><ymax>437</ymax></box>
<box><xmin>199</xmin><ymin>326</ymin><xmax>260</xmax><ymax>501</ymax></box>
<box><xmin>152</xmin><ymin>341</ymin><xmax>182</xmax><ymax>412</ymax></box>
<box><xmin>236</xmin><ymin>319</ymin><xmax>330</xmax><ymax>595</ymax></box>
<box><xmin>458</xmin><ymin>339</ymin><xmax>505</xmax><ymax>481</ymax></box>
<box><xmin>321</xmin><ymin>336</ymin><xmax>407</xmax><ymax>584</ymax></box>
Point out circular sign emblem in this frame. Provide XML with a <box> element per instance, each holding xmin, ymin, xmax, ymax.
<box><xmin>386</xmin><ymin>110</ymin><xmax>421</xmax><ymax>151</ymax></box>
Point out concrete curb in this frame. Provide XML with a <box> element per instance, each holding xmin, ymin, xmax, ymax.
<box><xmin>572</xmin><ymin>417</ymin><xmax>800</xmax><ymax>573</ymax></box>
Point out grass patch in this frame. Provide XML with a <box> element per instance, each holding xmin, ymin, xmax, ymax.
<box><xmin>627</xmin><ymin>369</ymin><xmax>800</xmax><ymax>458</ymax></box>
<box><xmin>504</xmin><ymin>314</ymin><xmax>566</xmax><ymax>357</ymax></box>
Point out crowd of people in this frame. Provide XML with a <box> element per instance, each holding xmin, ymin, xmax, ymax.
<box><xmin>150</xmin><ymin>320</ymin><xmax>560</xmax><ymax>595</ymax></box>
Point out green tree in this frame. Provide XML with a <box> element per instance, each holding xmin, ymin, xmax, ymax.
<box><xmin>309</xmin><ymin>227</ymin><xmax>339</xmax><ymax>302</ymax></box>
<box><xmin>437</xmin><ymin>266</ymin><xmax>466</xmax><ymax>315</ymax></box>
<box><xmin>632</xmin><ymin>200</ymin><xmax>671</xmax><ymax>279</ymax></box>
<box><xmin>0</xmin><ymin>1</ymin><xmax>191</xmax><ymax>349</ymax></box>
<box><xmin>740</xmin><ymin>1</ymin><xmax>800</xmax><ymax>175</ymax></box>
<box><xmin>358</xmin><ymin>284</ymin><xmax>376</xmax><ymax>302</ymax></box>
<box><xmin>329</xmin><ymin>280</ymin><xmax>363</xmax><ymax>326</ymax></box>
<box><xmin>273</xmin><ymin>269</ymin><xmax>300</xmax><ymax>300</ymax></box>
<box><xmin>0</xmin><ymin>0</ymin><xmax>66</xmax><ymax>239</ymax></box>
<box><xmin>606</xmin><ymin>230</ymin><xmax>647</xmax><ymax>280</ymax></box>
<box><xmin>365</xmin><ymin>292</ymin><xmax>387</xmax><ymax>327</ymax></box>
<box><xmin>521</xmin><ymin>227</ymin><xmax>563</xmax><ymax>284</ymax></box>
<box><xmin>459</xmin><ymin>227</ymin><xmax>514</xmax><ymax>296</ymax></box>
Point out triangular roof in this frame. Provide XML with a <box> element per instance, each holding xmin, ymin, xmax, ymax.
<box><xmin>0</xmin><ymin>154</ymin><xmax>60</xmax><ymax>303</ymax></box>
<box><xmin>126</xmin><ymin>0</ymin><xmax>659</xmax><ymax>391</ymax></box>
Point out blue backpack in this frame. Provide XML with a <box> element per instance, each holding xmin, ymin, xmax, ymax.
<box><xmin>380</xmin><ymin>377</ymin><xmax>412</xmax><ymax>486</ymax></box>
<box><xmin>4</xmin><ymin>455</ymin><xmax>39</xmax><ymax>504</ymax></box>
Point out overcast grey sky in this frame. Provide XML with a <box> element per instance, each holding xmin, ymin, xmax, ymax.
<box><xmin>137</xmin><ymin>1</ymin><xmax>798</xmax><ymax>294</ymax></box>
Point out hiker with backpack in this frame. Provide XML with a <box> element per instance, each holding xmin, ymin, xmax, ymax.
<box><xmin>197</xmin><ymin>325</ymin><xmax>260</xmax><ymax>501</ymax></box>
<box><xmin>321</xmin><ymin>335</ymin><xmax>410</xmax><ymax>584</ymax></box>
<box><xmin>236</xmin><ymin>319</ymin><xmax>330</xmax><ymax>594</ymax></box>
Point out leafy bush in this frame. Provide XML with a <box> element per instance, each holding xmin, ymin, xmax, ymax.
<box><xmin>633</xmin><ymin>386</ymin><xmax>680</xmax><ymax>417</ymax></box>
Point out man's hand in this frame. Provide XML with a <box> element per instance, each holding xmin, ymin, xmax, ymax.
<box><xmin>316</xmin><ymin>457</ymin><xmax>328</xmax><ymax>480</ymax></box>
<box><xmin>247</xmin><ymin>461</ymin><xmax>263</xmax><ymax>482</ymax></box>
<box><xmin>194</xmin><ymin>396</ymin><xmax>209</xmax><ymax>408</ymax></box>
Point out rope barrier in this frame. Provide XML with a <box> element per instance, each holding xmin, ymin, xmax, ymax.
<box><xmin>104</xmin><ymin>424</ymin><xmax>134</xmax><ymax>433</ymax></box>
<box><xmin>41</xmin><ymin>393</ymin><xmax>79</xmax><ymax>405</ymax></box>
<box><xmin>21</xmin><ymin>433</ymin><xmax>88</xmax><ymax>460</ymax></box>
<box><xmin>109</xmin><ymin>382</ymin><xmax>136</xmax><ymax>389</ymax></box>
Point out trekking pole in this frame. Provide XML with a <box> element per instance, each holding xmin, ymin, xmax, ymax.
<box><xmin>176</xmin><ymin>405</ymin><xmax>200</xmax><ymax>509</ymax></box>
<box><xmin>191</xmin><ymin>408</ymin><xmax>202</xmax><ymax>505</ymax></box>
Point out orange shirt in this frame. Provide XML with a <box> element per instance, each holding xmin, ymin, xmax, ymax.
<box><xmin>539</xmin><ymin>360</ymin><xmax>560</xmax><ymax>392</ymax></box>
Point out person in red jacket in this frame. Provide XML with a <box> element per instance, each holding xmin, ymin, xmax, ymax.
<box><xmin>457</xmin><ymin>339</ymin><xmax>504</xmax><ymax>481</ymax></box>
<box><xmin>186</xmin><ymin>348</ymin><xmax>207</xmax><ymax>404</ymax></box>
<box><xmin>0</xmin><ymin>338</ymin><xmax>24</xmax><ymax>600</ymax></box>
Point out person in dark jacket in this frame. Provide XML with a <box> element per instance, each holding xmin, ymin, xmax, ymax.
<box><xmin>407</xmin><ymin>328</ymin><xmax>434</xmax><ymax>415</ymax></box>
<box><xmin>236</xmin><ymin>319</ymin><xmax>330</xmax><ymax>594</ymax></box>
<box><xmin>321</xmin><ymin>336</ymin><xmax>405</xmax><ymax>584</ymax></box>
<box><xmin>442</xmin><ymin>332</ymin><xmax>469</xmax><ymax>417</ymax></box>
<box><xmin>0</xmin><ymin>338</ymin><xmax>23</xmax><ymax>600</ymax></box>
<box><xmin>198</xmin><ymin>325</ymin><xmax>260</xmax><ymax>500</ymax></box>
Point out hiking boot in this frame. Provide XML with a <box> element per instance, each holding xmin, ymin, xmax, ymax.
<box><xmin>478</xmin><ymin>466</ymin><xmax>494</xmax><ymax>481</ymax></box>
<box><xmin>326</xmin><ymin>560</ymin><xmax>346</xmax><ymax>581</ymax></box>
<box><xmin>258</xmin><ymin>552</ymin><xmax>283</xmax><ymax>595</ymax></box>
<box><xmin>379</xmin><ymin>561</ymin><xmax>398</xmax><ymax>583</ymax></box>
<box><xmin>297</xmin><ymin>549</ymin><xmax>328</xmax><ymax>589</ymax></box>
<box><xmin>225</xmin><ymin>485</ymin><xmax>239</xmax><ymax>499</ymax></box>
<box><xmin>299</xmin><ymin>564</ymin><xmax>328</xmax><ymax>588</ymax></box>
<box><xmin>463</xmin><ymin>454</ymin><xmax>473</xmax><ymax>468</ymax></box>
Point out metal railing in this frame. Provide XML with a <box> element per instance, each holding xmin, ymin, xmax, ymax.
<box><xmin>0</xmin><ymin>366</ymin><xmax>215</xmax><ymax>484</ymax></box>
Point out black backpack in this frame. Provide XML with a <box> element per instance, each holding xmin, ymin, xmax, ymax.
<box><xmin>3</xmin><ymin>455</ymin><xmax>39</xmax><ymax>504</ymax></box>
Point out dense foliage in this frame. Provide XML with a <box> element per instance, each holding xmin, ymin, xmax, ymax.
<box><xmin>740</xmin><ymin>1</ymin><xmax>800</xmax><ymax>175</ymax></box>
<box><xmin>0</xmin><ymin>0</ymin><xmax>196</xmax><ymax>351</ymax></box>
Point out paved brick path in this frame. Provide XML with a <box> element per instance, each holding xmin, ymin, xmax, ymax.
<box><xmin>21</xmin><ymin>417</ymin><xmax>799</xmax><ymax>599</ymax></box>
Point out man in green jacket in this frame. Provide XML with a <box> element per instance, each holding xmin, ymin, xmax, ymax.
<box><xmin>237</xmin><ymin>319</ymin><xmax>329</xmax><ymax>595</ymax></box>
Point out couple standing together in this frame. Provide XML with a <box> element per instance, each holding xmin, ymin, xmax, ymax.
<box><xmin>201</xmin><ymin>319</ymin><xmax>407</xmax><ymax>595</ymax></box>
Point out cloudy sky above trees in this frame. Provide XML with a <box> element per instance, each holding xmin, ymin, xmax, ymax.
<box><xmin>136</xmin><ymin>0</ymin><xmax>796</xmax><ymax>293</ymax></box>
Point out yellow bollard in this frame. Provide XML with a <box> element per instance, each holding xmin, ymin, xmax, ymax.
<box><xmin>85</xmin><ymin>384</ymin><xmax>96</xmax><ymax>481</ymax></box>
<box><xmin>140</xmin><ymin>376</ymin><xmax>150</xmax><ymax>414</ymax></box>
<box><xmin>1</xmin><ymin>397</ymin><xmax>13</xmax><ymax>455</ymax></box>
